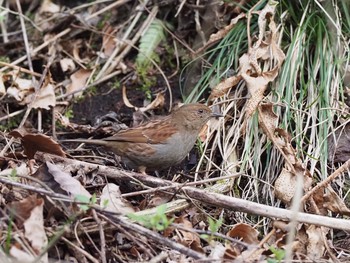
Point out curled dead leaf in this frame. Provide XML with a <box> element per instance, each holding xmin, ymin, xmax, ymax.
<box><xmin>209</xmin><ymin>75</ymin><xmax>242</xmax><ymax>100</ymax></box>
<box><xmin>46</xmin><ymin>162</ymin><xmax>91</xmax><ymax>199</ymax></box>
<box><xmin>9</xmin><ymin>129</ymin><xmax>66</xmax><ymax>159</ymax></box>
<box><xmin>123</xmin><ymin>85</ymin><xmax>165</xmax><ymax>112</ymax></box>
<box><xmin>172</xmin><ymin>216</ymin><xmax>204</xmax><ymax>253</ymax></box>
<box><xmin>226</xmin><ymin>223</ymin><xmax>259</xmax><ymax>245</ymax></box>
<box><xmin>100</xmin><ymin>183</ymin><xmax>135</xmax><ymax>214</ymax></box>
<box><xmin>224</xmin><ymin>223</ymin><xmax>259</xmax><ymax>260</ymax></box>
<box><xmin>9</xmin><ymin>194</ymin><xmax>41</xmax><ymax>228</ymax></box>
<box><xmin>102</xmin><ymin>23</ymin><xmax>118</xmax><ymax>57</ymax></box>
<box><xmin>66</xmin><ymin>68</ymin><xmax>92</xmax><ymax>97</ymax></box>
<box><xmin>274</xmin><ymin>168</ymin><xmax>312</xmax><ymax>205</ymax></box>
<box><xmin>306</xmin><ymin>225</ymin><xmax>327</xmax><ymax>261</ymax></box>
<box><xmin>9</xmin><ymin>195</ymin><xmax>48</xmax><ymax>262</ymax></box>
<box><xmin>26</xmin><ymin>81</ymin><xmax>56</xmax><ymax>110</ymax></box>
<box><xmin>274</xmin><ymin>168</ymin><xmax>299</xmax><ymax>204</ymax></box>
<box><xmin>323</xmin><ymin>186</ymin><xmax>350</xmax><ymax>216</ymax></box>
<box><xmin>4</xmin><ymin>71</ymin><xmax>34</xmax><ymax>101</ymax></box>
<box><xmin>60</xmin><ymin>58</ymin><xmax>76</xmax><ymax>72</ymax></box>
<box><xmin>196</xmin><ymin>13</ymin><xmax>246</xmax><ymax>54</ymax></box>
<box><xmin>3</xmin><ymin>71</ymin><xmax>56</xmax><ymax>109</ymax></box>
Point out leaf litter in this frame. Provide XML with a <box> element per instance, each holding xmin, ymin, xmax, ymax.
<box><xmin>0</xmin><ymin>0</ymin><xmax>349</xmax><ymax>262</ymax></box>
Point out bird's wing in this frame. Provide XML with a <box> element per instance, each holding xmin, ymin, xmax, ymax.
<box><xmin>103</xmin><ymin>119</ymin><xmax>177</xmax><ymax>144</ymax></box>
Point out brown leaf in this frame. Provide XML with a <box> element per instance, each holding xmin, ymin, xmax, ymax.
<box><xmin>66</xmin><ymin>68</ymin><xmax>92</xmax><ymax>97</ymax></box>
<box><xmin>196</xmin><ymin>13</ymin><xmax>246</xmax><ymax>54</ymax></box>
<box><xmin>306</xmin><ymin>225</ymin><xmax>326</xmax><ymax>260</ymax></box>
<box><xmin>243</xmin><ymin>73</ymin><xmax>273</xmax><ymax>122</ymax></box>
<box><xmin>258</xmin><ymin>104</ymin><xmax>312</xmax><ymax>205</ymax></box>
<box><xmin>102</xmin><ymin>23</ymin><xmax>118</xmax><ymax>57</ymax></box>
<box><xmin>209</xmin><ymin>75</ymin><xmax>242</xmax><ymax>99</ymax></box>
<box><xmin>310</xmin><ymin>187</ymin><xmax>328</xmax><ymax>215</ymax></box>
<box><xmin>25</xmin><ymin>76</ymin><xmax>56</xmax><ymax>110</ymax></box>
<box><xmin>323</xmin><ymin>186</ymin><xmax>350</xmax><ymax>216</ymax></box>
<box><xmin>226</xmin><ymin>223</ymin><xmax>259</xmax><ymax>244</ymax></box>
<box><xmin>173</xmin><ymin>216</ymin><xmax>204</xmax><ymax>253</ymax></box>
<box><xmin>59</xmin><ymin>58</ymin><xmax>76</xmax><ymax>72</ymax></box>
<box><xmin>46</xmin><ymin>162</ymin><xmax>91</xmax><ymax>199</ymax></box>
<box><xmin>9</xmin><ymin>129</ymin><xmax>65</xmax><ymax>159</ymax></box>
<box><xmin>274</xmin><ymin>168</ymin><xmax>299</xmax><ymax>204</ymax></box>
<box><xmin>8</xmin><ymin>194</ymin><xmax>41</xmax><ymax>228</ymax></box>
<box><xmin>100</xmin><ymin>183</ymin><xmax>135</xmax><ymax>214</ymax></box>
<box><xmin>274</xmin><ymin>166</ymin><xmax>312</xmax><ymax>206</ymax></box>
<box><xmin>9</xmin><ymin>195</ymin><xmax>48</xmax><ymax>262</ymax></box>
<box><xmin>123</xmin><ymin>85</ymin><xmax>165</xmax><ymax>113</ymax></box>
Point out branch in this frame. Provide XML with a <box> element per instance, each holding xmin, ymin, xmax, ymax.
<box><xmin>36</xmin><ymin>153</ymin><xmax>350</xmax><ymax>231</ymax></box>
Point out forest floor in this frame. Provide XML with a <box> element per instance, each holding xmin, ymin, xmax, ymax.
<box><xmin>0</xmin><ymin>0</ymin><xmax>350</xmax><ymax>262</ymax></box>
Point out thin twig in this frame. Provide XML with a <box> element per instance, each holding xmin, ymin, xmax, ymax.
<box><xmin>99</xmin><ymin>212</ymin><xmax>208</xmax><ymax>260</ymax></box>
<box><xmin>0</xmin><ymin>62</ymin><xmax>42</xmax><ymax>77</ymax></box>
<box><xmin>15</xmin><ymin>0</ymin><xmax>34</xmax><ymax>81</ymax></box>
<box><xmin>301</xmin><ymin>158</ymin><xmax>350</xmax><ymax>203</ymax></box>
<box><xmin>92</xmin><ymin>209</ymin><xmax>107</xmax><ymax>263</ymax></box>
<box><xmin>122</xmin><ymin>172</ymin><xmax>242</xmax><ymax>197</ymax></box>
<box><xmin>96</xmin><ymin>0</ymin><xmax>150</xmax><ymax>79</ymax></box>
<box><xmin>61</xmin><ymin>236</ymin><xmax>100</xmax><ymax>263</ymax></box>
<box><xmin>0</xmin><ymin>176</ymin><xmax>72</xmax><ymax>202</ymax></box>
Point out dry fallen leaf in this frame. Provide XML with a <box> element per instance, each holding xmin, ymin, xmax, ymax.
<box><xmin>25</xmin><ymin>78</ymin><xmax>56</xmax><ymax>110</ymax></box>
<box><xmin>172</xmin><ymin>216</ymin><xmax>204</xmax><ymax>253</ymax></box>
<box><xmin>102</xmin><ymin>23</ymin><xmax>118</xmax><ymax>57</ymax></box>
<box><xmin>4</xmin><ymin>71</ymin><xmax>34</xmax><ymax>101</ymax></box>
<box><xmin>100</xmin><ymin>183</ymin><xmax>135</xmax><ymax>214</ymax></box>
<box><xmin>224</xmin><ymin>223</ymin><xmax>259</xmax><ymax>260</ymax></box>
<box><xmin>210</xmin><ymin>75</ymin><xmax>242</xmax><ymax>100</ymax></box>
<box><xmin>257</xmin><ymin>104</ymin><xmax>312</xmax><ymax>205</ymax></box>
<box><xmin>274</xmin><ymin>169</ymin><xmax>297</xmax><ymax>204</ymax></box>
<box><xmin>60</xmin><ymin>58</ymin><xmax>76</xmax><ymax>72</ymax></box>
<box><xmin>4</xmin><ymin>71</ymin><xmax>56</xmax><ymax>109</ymax></box>
<box><xmin>34</xmin><ymin>0</ymin><xmax>61</xmax><ymax>31</ymax></box>
<box><xmin>23</xmin><ymin>199</ymin><xmax>48</xmax><ymax>257</ymax></box>
<box><xmin>123</xmin><ymin>85</ymin><xmax>165</xmax><ymax>112</ymax></box>
<box><xmin>226</xmin><ymin>223</ymin><xmax>259</xmax><ymax>244</ymax></box>
<box><xmin>236</xmin><ymin>2</ymin><xmax>285</xmax><ymax>130</ymax></box>
<box><xmin>323</xmin><ymin>186</ymin><xmax>350</xmax><ymax>216</ymax></box>
<box><xmin>46</xmin><ymin>162</ymin><xmax>91</xmax><ymax>199</ymax></box>
<box><xmin>306</xmin><ymin>225</ymin><xmax>327</xmax><ymax>261</ymax></box>
<box><xmin>8</xmin><ymin>195</ymin><xmax>48</xmax><ymax>263</ymax></box>
<box><xmin>9</xmin><ymin>129</ymin><xmax>66</xmax><ymax>159</ymax></box>
<box><xmin>66</xmin><ymin>68</ymin><xmax>92</xmax><ymax>97</ymax></box>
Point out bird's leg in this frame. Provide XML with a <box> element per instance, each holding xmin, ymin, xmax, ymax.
<box><xmin>138</xmin><ymin>166</ymin><xmax>147</xmax><ymax>175</ymax></box>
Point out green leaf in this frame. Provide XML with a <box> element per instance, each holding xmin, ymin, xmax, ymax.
<box><xmin>136</xmin><ymin>19</ymin><xmax>165</xmax><ymax>70</ymax></box>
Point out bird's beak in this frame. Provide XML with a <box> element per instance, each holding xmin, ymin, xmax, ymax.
<box><xmin>210</xmin><ymin>112</ymin><xmax>224</xmax><ymax>118</ymax></box>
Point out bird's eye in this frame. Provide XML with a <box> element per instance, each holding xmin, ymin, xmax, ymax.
<box><xmin>198</xmin><ymin>109</ymin><xmax>204</xmax><ymax>114</ymax></box>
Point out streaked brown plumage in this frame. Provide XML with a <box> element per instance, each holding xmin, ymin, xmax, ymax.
<box><xmin>65</xmin><ymin>103</ymin><xmax>222</xmax><ymax>173</ymax></box>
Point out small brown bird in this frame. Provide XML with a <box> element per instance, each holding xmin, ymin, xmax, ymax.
<box><xmin>65</xmin><ymin>103</ymin><xmax>222</xmax><ymax>174</ymax></box>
